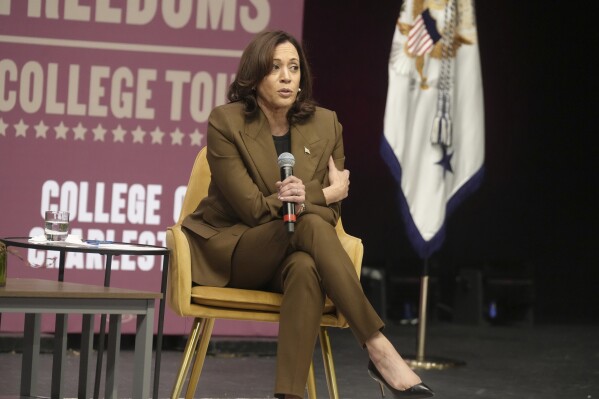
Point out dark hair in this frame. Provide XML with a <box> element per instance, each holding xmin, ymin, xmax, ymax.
<box><xmin>227</xmin><ymin>30</ymin><xmax>316</xmax><ymax>124</ymax></box>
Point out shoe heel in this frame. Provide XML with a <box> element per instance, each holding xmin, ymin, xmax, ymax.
<box><xmin>377</xmin><ymin>381</ymin><xmax>386</xmax><ymax>398</ymax></box>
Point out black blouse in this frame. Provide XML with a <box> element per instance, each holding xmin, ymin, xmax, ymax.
<box><xmin>272</xmin><ymin>131</ymin><xmax>291</xmax><ymax>156</ymax></box>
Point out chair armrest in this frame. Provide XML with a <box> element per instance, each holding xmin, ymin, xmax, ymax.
<box><xmin>335</xmin><ymin>221</ymin><xmax>364</xmax><ymax>279</ymax></box>
<box><xmin>166</xmin><ymin>225</ymin><xmax>193</xmax><ymax>316</ymax></box>
<box><xmin>332</xmin><ymin>220</ymin><xmax>364</xmax><ymax>328</ymax></box>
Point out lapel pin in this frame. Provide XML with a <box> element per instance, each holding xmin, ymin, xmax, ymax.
<box><xmin>304</xmin><ymin>146</ymin><xmax>311</xmax><ymax>155</ymax></box>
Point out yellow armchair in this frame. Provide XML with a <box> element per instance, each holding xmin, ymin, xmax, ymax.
<box><xmin>166</xmin><ymin>146</ymin><xmax>364</xmax><ymax>399</ymax></box>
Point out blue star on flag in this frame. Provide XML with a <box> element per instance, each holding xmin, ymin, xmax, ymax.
<box><xmin>435</xmin><ymin>146</ymin><xmax>453</xmax><ymax>176</ymax></box>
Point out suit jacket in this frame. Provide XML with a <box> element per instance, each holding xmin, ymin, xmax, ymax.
<box><xmin>182</xmin><ymin>101</ymin><xmax>345</xmax><ymax>286</ymax></box>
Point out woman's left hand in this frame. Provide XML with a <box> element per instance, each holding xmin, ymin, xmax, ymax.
<box><xmin>323</xmin><ymin>156</ymin><xmax>350</xmax><ymax>205</ymax></box>
<box><xmin>276</xmin><ymin>176</ymin><xmax>305</xmax><ymax>204</ymax></box>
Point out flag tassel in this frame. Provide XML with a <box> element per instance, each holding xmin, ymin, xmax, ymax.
<box><xmin>431</xmin><ymin>98</ymin><xmax>452</xmax><ymax>146</ymax></box>
<box><xmin>431</xmin><ymin>114</ymin><xmax>452</xmax><ymax>146</ymax></box>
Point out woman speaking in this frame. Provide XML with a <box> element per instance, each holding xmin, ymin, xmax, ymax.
<box><xmin>182</xmin><ymin>30</ymin><xmax>434</xmax><ymax>399</ymax></box>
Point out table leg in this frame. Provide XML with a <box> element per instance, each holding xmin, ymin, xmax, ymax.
<box><xmin>134</xmin><ymin>299</ymin><xmax>154</xmax><ymax>399</ymax></box>
<box><xmin>93</xmin><ymin>313</ymin><xmax>107</xmax><ymax>399</ymax></box>
<box><xmin>78</xmin><ymin>314</ymin><xmax>95</xmax><ymax>399</ymax></box>
<box><xmin>153</xmin><ymin>253</ymin><xmax>169</xmax><ymax>398</ymax></box>
<box><xmin>58</xmin><ymin>249</ymin><xmax>66</xmax><ymax>282</ymax></box>
<box><xmin>105</xmin><ymin>314</ymin><xmax>122</xmax><ymax>399</ymax></box>
<box><xmin>94</xmin><ymin>255</ymin><xmax>113</xmax><ymax>399</ymax></box>
<box><xmin>21</xmin><ymin>313</ymin><xmax>40</xmax><ymax>397</ymax></box>
<box><xmin>51</xmin><ymin>313</ymin><xmax>68</xmax><ymax>399</ymax></box>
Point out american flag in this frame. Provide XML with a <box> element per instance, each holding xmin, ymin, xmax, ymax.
<box><xmin>407</xmin><ymin>9</ymin><xmax>442</xmax><ymax>56</ymax></box>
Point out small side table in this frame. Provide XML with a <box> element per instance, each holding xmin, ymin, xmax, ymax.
<box><xmin>0</xmin><ymin>237</ymin><xmax>170</xmax><ymax>399</ymax></box>
<box><xmin>1</xmin><ymin>278</ymin><xmax>161</xmax><ymax>398</ymax></box>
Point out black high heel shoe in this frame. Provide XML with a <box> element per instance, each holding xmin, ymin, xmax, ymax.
<box><xmin>367</xmin><ymin>360</ymin><xmax>434</xmax><ymax>398</ymax></box>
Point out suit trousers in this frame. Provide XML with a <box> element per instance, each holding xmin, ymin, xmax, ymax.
<box><xmin>228</xmin><ymin>214</ymin><xmax>384</xmax><ymax>397</ymax></box>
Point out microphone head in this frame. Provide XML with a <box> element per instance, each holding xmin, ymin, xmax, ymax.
<box><xmin>277</xmin><ymin>152</ymin><xmax>295</xmax><ymax>168</ymax></box>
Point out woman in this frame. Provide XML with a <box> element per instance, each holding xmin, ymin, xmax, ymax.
<box><xmin>182</xmin><ymin>30</ymin><xmax>434</xmax><ymax>399</ymax></box>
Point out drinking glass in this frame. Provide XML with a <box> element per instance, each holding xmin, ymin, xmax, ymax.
<box><xmin>44</xmin><ymin>211</ymin><xmax>70</xmax><ymax>241</ymax></box>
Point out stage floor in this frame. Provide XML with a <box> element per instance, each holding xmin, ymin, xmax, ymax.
<box><xmin>0</xmin><ymin>322</ymin><xmax>596</xmax><ymax>398</ymax></box>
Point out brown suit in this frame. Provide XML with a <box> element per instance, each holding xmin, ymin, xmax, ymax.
<box><xmin>183</xmin><ymin>101</ymin><xmax>344</xmax><ymax>287</ymax></box>
<box><xmin>182</xmin><ymin>102</ymin><xmax>383</xmax><ymax>397</ymax></box>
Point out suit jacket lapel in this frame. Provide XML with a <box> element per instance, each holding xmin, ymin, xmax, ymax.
<box><xmin>241</xmin><ymin>111</ymin><xmax>280</xmax><ymax>194</ymax></box>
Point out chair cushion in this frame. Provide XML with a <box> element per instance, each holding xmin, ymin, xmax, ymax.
<box><xmin>191</xmin><ymin>285</ymin><xmax>336</xmax><ymax>314</ymax></box>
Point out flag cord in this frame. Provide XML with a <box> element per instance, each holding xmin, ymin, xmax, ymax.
<box><xmin>430</xmin><ymin>0</ymin><xmax>456</xmax><ymax>147</ymax></box>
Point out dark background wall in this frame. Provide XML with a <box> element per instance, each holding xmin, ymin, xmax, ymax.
<box><xmin>302</xmin><ymin>1</ymin><xmax>597</xmax><ymax>324</ymax></box>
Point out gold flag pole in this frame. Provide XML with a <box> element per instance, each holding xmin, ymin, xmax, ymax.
<box><xmin>405</xmin><ymin>258</ymin><xmax>465</xmax><ymax>370</ymax></box>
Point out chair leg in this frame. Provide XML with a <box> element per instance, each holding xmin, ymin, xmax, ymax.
<box><xmin>170</xmin><ymin>318</ymin><xmax>203</xmax><ymax>399</ymax></box>
<box><xmin>306</xmin><ymin>360</ymin><xmax>317</xmax><ymax>399</ymax></box>
<box><xmin>319</xmin><ymin>327</ymin><xmax>339</xmax><ymax>399</ymax></box>
<box><xmin>185</xmin><ymin>318</ymin><xmax>215</xmax><ymax>399</ymax></box>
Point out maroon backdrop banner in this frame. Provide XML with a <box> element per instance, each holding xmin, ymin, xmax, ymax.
<box><xmin>0</xmin><ymin>0</ymin><xmax>304</xmax><ymax>336</ymax></box>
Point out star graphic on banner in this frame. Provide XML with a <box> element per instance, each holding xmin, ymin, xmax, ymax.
<box><xmin>112</xmin><ymin>124</ymin><xmax>127</xmax><ymax>143</ymax></box>
<box><xmin>131</xmin><ymin>126</ymin><xmax>146</xmax><ymax>144</ymax></box>
<box><xmin>54</xmin><ymin>122</ymin><xmax>69</xmax><ymax>140</ymax></box>
<box><xmin>0</xmin><ymin>118</ymin><xmax>9</xmax><ymax>136</ymax></box>
<box><xmin>92</xmin><ymin>124</ymin><xmax>107</xmax><ymax>142</ymax></box>
<box><xmin>73</xmin><ymin>122</ymin><xmax>87</xmax><ymax>140</ymax></box>
<box><xmin>150</xmin><ymin>127</ymin><xmax>164</xmax><ymax>144</ymax></box>
<box><xmin>435</xmin><ymin>145</ymin><xmax>454</xmax><ymax>177</ymax></box>
<box><xmin>14</xmin><ymin>119</ymin><xmax>29</xmax><ymax>138</ymax></box>
<box><xmin>170</xmin><ymin>127</ymin><xmax>184</xmax><ymax>146</ymax></box>
<box><xmin>34</xmin><ymin>121</ymin><xmax>49</xmax><ymax>138</ymax></box>
<box><xmin>189</xmin><ymin>128</ymin><xmax>204</xmax><ymax>147</ymax></box>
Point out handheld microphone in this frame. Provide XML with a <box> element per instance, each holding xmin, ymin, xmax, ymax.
<box><xmin>277</xmin><ymin>152</ymin><xmax>296</xmax><ymax>233</ymax></box>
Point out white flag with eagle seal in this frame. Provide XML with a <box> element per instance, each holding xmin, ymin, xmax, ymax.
<box><xmin>381</xmin><ymin>0</ymin><xmax>485</xmax><ymax>258</ymax></box>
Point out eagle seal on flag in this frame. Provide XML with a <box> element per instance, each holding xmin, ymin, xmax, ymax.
<box><xmin>381</xmin><ymin>0</ymin><xmax>485</xmax><ymax>258</ymax></box>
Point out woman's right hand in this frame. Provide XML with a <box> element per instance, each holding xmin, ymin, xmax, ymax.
<box><xmin>323</xmin><ymin>156</ymin><xmax>350</xmax><ymax>205</ymax></box>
